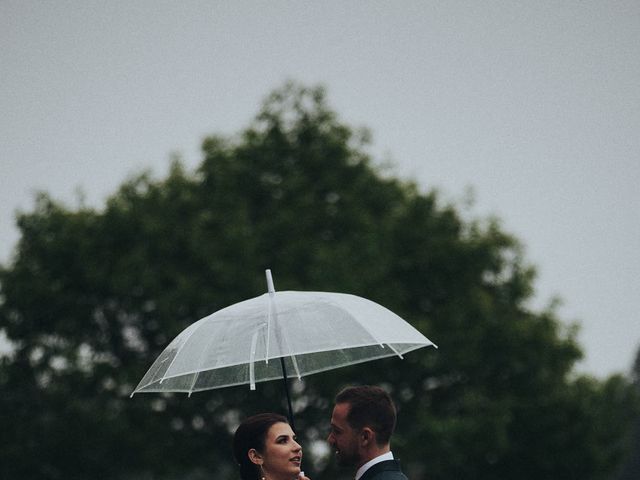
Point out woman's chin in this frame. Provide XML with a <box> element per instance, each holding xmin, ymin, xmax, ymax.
<box><xmin>289</xmin><ymin>465</ymin><xmax>301</xmax><ymax>476</ymax></box>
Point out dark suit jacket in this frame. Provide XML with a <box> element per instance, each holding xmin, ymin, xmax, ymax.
<box><xmin>359</xmin><ymin>459</ymin><xmax>408</xmax><ymax>480</ymax></box>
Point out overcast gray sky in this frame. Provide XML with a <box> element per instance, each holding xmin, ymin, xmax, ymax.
<box><xmin>2</xmin><ymin>1</ymin><xmax>639</xmax><ymax>377</ymax></box>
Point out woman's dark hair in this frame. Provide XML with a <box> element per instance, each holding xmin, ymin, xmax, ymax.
<box><xmin>232</xmin><ymin>412</ymin><xmax>289</xmax><ymax>480</ymax></box>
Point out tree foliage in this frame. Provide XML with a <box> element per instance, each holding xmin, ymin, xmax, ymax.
<box><xmin>615</xmin><ymin>346</ymin><xmax>640</xmax><ymax>480</ymax></box>
<box><xmin>1</xmin><ymin>82</ymin><xmax>638</xmax><ymax>480</ymax></box>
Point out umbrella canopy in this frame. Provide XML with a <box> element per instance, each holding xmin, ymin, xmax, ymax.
<box><xmin>132</xmin><ymin>270</ymin><xmax>436</xmax><ymax>398</ymax></box>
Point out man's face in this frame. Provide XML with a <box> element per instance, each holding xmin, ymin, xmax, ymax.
<box><xmin>327</xmin><ymin>402</ymin><xmax>361</xmax><ymax>467</ymax></box>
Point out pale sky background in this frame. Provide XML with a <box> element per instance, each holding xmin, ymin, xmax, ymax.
<box><xmin>1</xmin><ymin>1</ymin><xmax>639</xmax><ymax>378</ymax></box>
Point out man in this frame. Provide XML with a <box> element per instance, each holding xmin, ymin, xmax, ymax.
<box><xmin>327</xmin><ymin>385</ymin><xmax>408</xmax><ymax>480</ymax></box>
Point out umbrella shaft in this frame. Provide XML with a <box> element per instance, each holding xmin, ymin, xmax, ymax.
<box><xmin>280</xmin><ymin>357</ymin><xmax>296</xmax><ymax>432</ymax></box>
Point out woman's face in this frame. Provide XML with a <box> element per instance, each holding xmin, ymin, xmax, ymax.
<box><xmin>258</xmin><ymin>422</ymin><xmax>303</xmax><ymax>480</ymax></box>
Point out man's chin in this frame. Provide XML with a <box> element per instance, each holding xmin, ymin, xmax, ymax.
<box><xmin>335</xmin><ymin>453</ymin><xmax>356</xmax><ymax>468</ymax></box>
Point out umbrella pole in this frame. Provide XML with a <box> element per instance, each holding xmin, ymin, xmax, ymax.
<box><xmin>280</xmin><ymin>357</ymin><xmax>296</xmax><ymax>432</ymax></box>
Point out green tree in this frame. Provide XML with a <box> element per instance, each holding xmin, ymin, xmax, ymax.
<box><xmin>615</xmin><ymin>345</ymin><xmax>640</xmax><ymax>480</ymax></box>
<box><xmin>1</xmin><ymin>82</ymin><xmax>638</xmax><ymax>480</ymax></box>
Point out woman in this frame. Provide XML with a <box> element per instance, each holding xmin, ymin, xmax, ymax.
<box><xmin>232</xmin><ymin>413</ymin><xmax>311</xmax><ymax>480</ymax></box>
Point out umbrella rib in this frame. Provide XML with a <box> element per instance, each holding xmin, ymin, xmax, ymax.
<box><xmin>264</xmin><ymin>301</ymin><xmax>303</xmax><ymax>379</ymax></box>
<box><xmin>161</xmin><ymin>317</ymin><xmax>228</xmax><ymax>392</ymax></box>
<box><xmin>269</xmin><ymin>295</ymin><xmax>301</xmax><ymax>380</ymax></box>
<box><xmin>187</xmin><ymin>371</ymin><xmax>199</xmax><ymax>397</ymax></box>
<box><xmin>188</xmin><ymin>325</ymin><xmax>227</xmax><ymax>396</ymax></box>
<box><xmin>158</xmin><ymin>322</ymin><xmax>205</xmax><ymax>385</ymax></box>
<box><xmin>265</xmin><ymin>296</ymin><xmax>273</xmax><ymax>364</ymax></box>
<box><xmin>290</xmin><ymin>354</ymin><xmax>301</xmax><ymax>380</ymax></box>
<box><xmin>249</xmin><ymin>328</ymin><xmax>260</xmax><ymax>391</ymax></box>
<box><xmin>385</xmin><ymin>343</ymin><xmax>404</xmax><ymax>359</ymax></box>
<box><xmin>265</xmin><ymin>269</ymin><xmax>276</xmax><ymax>364</ymax></box>
<box><xmin>331</xmin><ymin>296</ymin><xmax>415</xmax><ymax>360</ymax></box>
<box><xmin>264</xmin><ymin>273</ymin><xmax>301</xmax><ymax>380</ymax></box>
<box><xmin>328</xmin><ymin>298</ymin><xmax>386</xmax><ymax>349</ymax></box>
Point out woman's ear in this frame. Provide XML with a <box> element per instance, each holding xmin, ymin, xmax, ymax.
<box><xmin>248</xmin><ymin>448</ymin><xmax>263</xmax><ymax>465</ymax></box>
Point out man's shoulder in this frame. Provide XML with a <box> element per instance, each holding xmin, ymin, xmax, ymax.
<box><xmin>361</xmin><ymin>460</ymin><xmax>408</xmax><ymax>480</ymax></box>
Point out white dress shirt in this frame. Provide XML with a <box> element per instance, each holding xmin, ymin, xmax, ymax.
<box><xmin>355</xmin><ymin>451</ymin><xmax>395</xmax><ymax>480</ymax></box>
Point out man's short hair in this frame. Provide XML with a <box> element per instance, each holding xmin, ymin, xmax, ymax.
<box><xmin>335</xmin><ymin>385</ymin><xmax>397</xmax><ymax>446</ymax></box>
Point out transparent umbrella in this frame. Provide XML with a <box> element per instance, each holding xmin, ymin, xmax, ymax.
<box><xmin>131</xmin><ymin>270</ymin><xmax>437</xmax><ymax>427</ymax></box>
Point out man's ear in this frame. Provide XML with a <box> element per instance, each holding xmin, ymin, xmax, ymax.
<box><xmin>248</xmin><ymin>448</ymin><xmax>263</xmax><ymax>465</ymax></box>
<box><xmin>360</xmin><ymin>427</ymin><xmax>375</xmax><ymax>447</ymax></box>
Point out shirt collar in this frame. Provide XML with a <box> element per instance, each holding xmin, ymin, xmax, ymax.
<box><xmin>355</xmin><ymin>451</ymin><xmax>394</xmax><ymax>480</ymax></box>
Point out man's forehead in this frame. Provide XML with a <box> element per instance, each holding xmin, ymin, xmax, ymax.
<box><xmin>331</xmin><ymin>402</ymin><xmax>351</xmax><ymax>423</ymax></box>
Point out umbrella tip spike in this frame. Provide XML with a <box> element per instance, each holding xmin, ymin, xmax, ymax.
<box><xmin>265</xmin><ymin>269</ymin><xmax>275</xmax><ymax>295</ymax></box>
